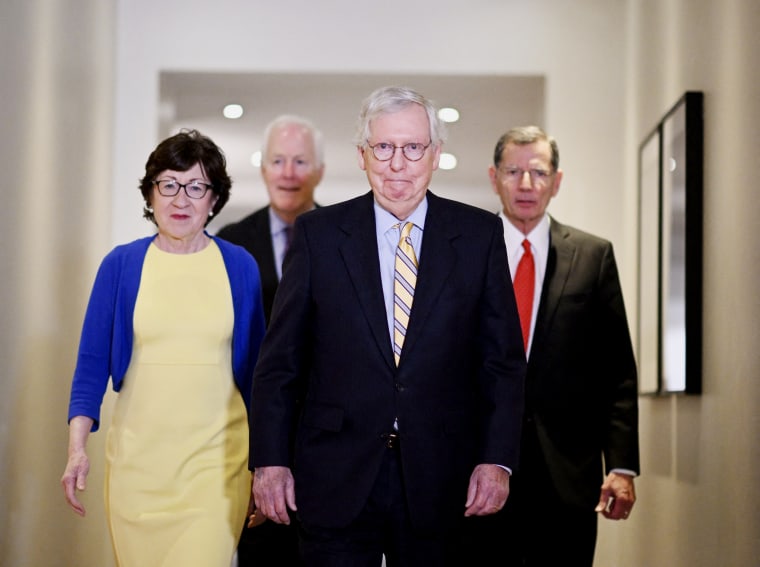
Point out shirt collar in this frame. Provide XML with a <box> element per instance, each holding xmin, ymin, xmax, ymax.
<box><xmin>501</xmin><ymin>212</ymin><xmax>551</xmax><ymax>254</ymax></box>
<box><xmin>374</xmin><ymin>196</ymin><xmax>428</xmax><ymax>235</ymax></box>
<box><xmin>268</xmin><ymin>207</ymin><xmax>292</xmax><ymax>236</ymax></box>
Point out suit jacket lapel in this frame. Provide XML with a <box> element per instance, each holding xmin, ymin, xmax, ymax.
<box><xmin>532</xmin><ymin>219</ymin><xmax>575</xmax><ymax>356</ymax></box>
<box><xmin>335</xmin><ymin>192</ymin><xmax>458</xmax><ymax>368</ymax></box>
<box><xmin>251</xmin><ymin>207</ymin><xmax>279</xmax><ymax>289</ymax></box>
<box><xmin>400</xmin><ymin>193</ymin><xmax>457</xmax><ymax>359</ymax></box>
<box><xmin>338</xmin><ymin>193</ymin><xmax>396</xmax><ymax>368</ymax></box>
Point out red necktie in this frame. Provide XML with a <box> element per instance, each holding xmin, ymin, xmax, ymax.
<box><xmin>513</xmin><ymin>239</ymin><xmax>534</xmax><ymax>351</ymax></box>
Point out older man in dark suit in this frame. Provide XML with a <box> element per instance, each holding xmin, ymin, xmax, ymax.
<box><xmin>249</xmin><ymin>86</ymin><xmax>526</xmax><ymax>566</ymax></box>
<box><xmin>217</xmin><ymin>114</ymin><xmax>324</xmax><ymax>566</ymax></box>
<box><xmin>217</xmin><ymin>114</ymin><xmax>324</xmax><ymax>324</ymax></box>
<box><xmin>481</xmin><ymin>125</ymin><xmax>640</xmax><ymax>566</ymax></box>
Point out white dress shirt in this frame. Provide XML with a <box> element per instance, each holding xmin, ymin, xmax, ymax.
<box><xmin>375</xmin><ymin>198</ymin><xmax>427</xmax><ymax>347</ymax></box>
<box><xmin>499</xmin><ymin>213</ymin><xmax>551</xmax><ymax>357</ymax></box>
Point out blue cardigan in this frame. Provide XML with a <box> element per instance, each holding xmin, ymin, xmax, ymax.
<box><xmin>67</xmin><ymin>234</ymin><xmax>266</xmax><ymax>431</ymax></box>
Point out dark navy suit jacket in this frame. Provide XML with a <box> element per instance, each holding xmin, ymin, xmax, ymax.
<box><xmin>216</xmin><ymin>207</ymin><xmax>280</xmax><ymax>324</ymax></box>
<box><xmin>250</xmin><ymin>191</ymin><xmax>526</xmax><ymax>535</ymax></box>
<box><xmin>523</xmin><ymin>218</ymin><xmax>639</xmax><ymax>508</ymax></box>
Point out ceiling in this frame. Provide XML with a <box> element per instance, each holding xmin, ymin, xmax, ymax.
<box><xmin>159</xmin><ymin>71</ymin><xmax>545</xmax><ymax>226</ymax></box>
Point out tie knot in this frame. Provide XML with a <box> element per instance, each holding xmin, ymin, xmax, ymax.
<box><xmin>522</xmin><ymin>239</ymin><xmax>531</xmax><ymax>253</ymax></box>
<box><xmin>398</xmin><ymin>222</ymin><xmax>414</xmax><ymax>243</ymax></box>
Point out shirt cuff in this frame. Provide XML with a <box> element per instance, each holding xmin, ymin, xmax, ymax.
<box><xmin>610</xmin><ymin>468</ymin><xmax>637</xmax><ymax>477</ymax></box>
<box><xmin>496</xmin><ymin>464</ymin><xmax>513</xmax><ymax>476</ymax></box>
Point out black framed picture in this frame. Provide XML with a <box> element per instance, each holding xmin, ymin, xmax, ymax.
<box><xmin>637</xmin><ymin>91</ymin><xmax>703</xmax><ymax>395</ymax></box>
<box><xmin>660</xmin><ymin>92</ymin><xmax>703</xmax><ymax>394</ymax></box>
<box><xmin>637</xmin><ymin>125</ymin><xmax>662</xmax><ymax>395</ymax></box>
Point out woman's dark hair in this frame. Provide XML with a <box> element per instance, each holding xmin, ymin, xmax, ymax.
<box><xmin>138</xmin><ymin>128</ymin><xmax>232</xmax><ymax>226</ymax></box>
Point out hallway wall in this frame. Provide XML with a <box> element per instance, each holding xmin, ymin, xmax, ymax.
<box><xmin>0</xmin><ymin>1</ymin><xmax>117</xmax><ymax>566</ymax></box>
<box><xmin>606</xmin><ymin>0</ymin><xmax>760</xmax><ymax>564</ymax></box>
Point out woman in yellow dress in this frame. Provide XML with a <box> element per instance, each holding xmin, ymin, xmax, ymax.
<box><xmin>61</xmin><ymin>129</ymin><xmax>266</xmax><ymax>566</ymax></box>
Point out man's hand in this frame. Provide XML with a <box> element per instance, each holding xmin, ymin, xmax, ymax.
<box><xmin>252</xmin><ymin>465</ymin><xmax>297</xmax><ymax>524</ymax></box>
<box><xmin>464</xmin><ymin>464</ymin><xmax>510</xmax><ymax>517</ymax></box>
<box><xmin>595</xmin><ymin>472</ymin><xmax>636</xmax><ymax>520</ymax></box>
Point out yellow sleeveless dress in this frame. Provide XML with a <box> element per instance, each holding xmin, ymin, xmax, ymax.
<box><xmin>104</xmin><ymin>241</ymin><xmax>249</xmax><ymax>567</ymax></box>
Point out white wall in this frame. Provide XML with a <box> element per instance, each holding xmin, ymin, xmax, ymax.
<box><xmin>0</xmin><ymin>1</ymin><xmax>117</xmax><ymax>566</ymax></box>
<box><xmin>113</xmin><ymin>0</ymin><xmax>629</xmax><ymax>258</ymax></box>
<box><xmin>610</xmin><ymin>0</ymin><xmax>760</xmax><ymax>565</ymax></box>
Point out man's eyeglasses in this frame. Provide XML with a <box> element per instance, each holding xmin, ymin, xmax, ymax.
<box><xmin>153</xmin><ymin>179</ymin><xmax>213</xmax><ymax>199</ymax></box>
<box><xmin>497</xmin><ymin>167</ymin><xmax>554</xmax><ymax>185</ymax></box>
<box><xmin>367</xmin><ymin>141</ymin><xmax>431</xmax><ymax>162</ymax></box>
<box><xmin>264</xmin><ymin>157</ymin><xmax>314</xmax><ymax>173</ymax></box>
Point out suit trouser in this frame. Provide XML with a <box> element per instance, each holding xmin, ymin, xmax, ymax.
<box><xmin>298</xmin><ymin>442</ymin><xmax>465</xmax><ymax>567</ymax></box>
<box><xmin>237</xmin><ymin>514</ymin><xmax>303</xmax><ymax>567</ymax></box>
<box><xmin>463</xmin><ymin>421</ymin><xmax>598</xmax><ymax>567</ymax></box>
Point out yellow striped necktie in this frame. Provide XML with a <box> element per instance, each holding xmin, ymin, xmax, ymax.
<box><xmin>393</xmin><ymin>222</ymin><xmax>418</xmax><ymax>365</ymax></box>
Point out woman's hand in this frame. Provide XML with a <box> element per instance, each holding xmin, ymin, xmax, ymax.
<box><xmin>61</xmin><ymin>416</ymin><xmax>94</xmax><ymax>516</ymax></box>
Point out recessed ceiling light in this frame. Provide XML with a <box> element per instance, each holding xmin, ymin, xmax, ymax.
<box><xmin>438</xmin><ymin>107</ymin><xmax>460</xmax><ymax>123</ymax></box>
<box><xmin>223</xmin><ymin>103</ymin><xmax>244</xmax><ymax>119</ymax></box>
<box><xmin>439</xmin><ymin>153</ymin><xmax>457</xmax><ymax>170</ymax></box>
